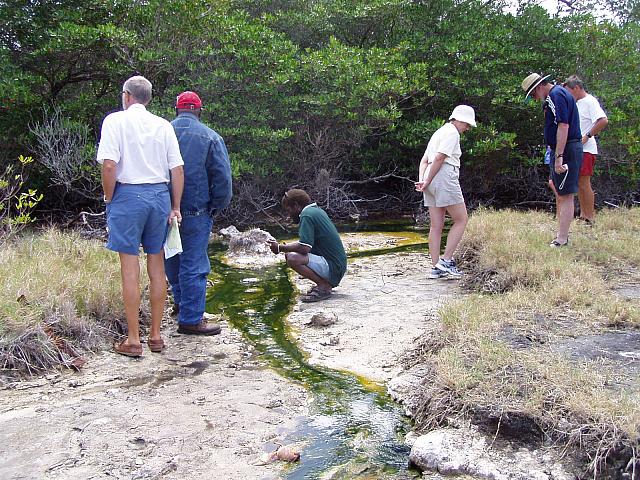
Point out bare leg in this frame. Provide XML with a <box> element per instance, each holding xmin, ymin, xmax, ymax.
<box><xmin>146</xmin><ymin>252</ymin><xmax>166</xmax><ymax>342</ymax></box>
<box><xmin>428</xmin><ymin>206</ymin><xmax>446</xmax><ymax>267</ymax></box>
<box><xmin>548</xmin><ymin>178</ymin><xmax>561</xmax><ymax>218</ymax></box>
<box><xmin>556</xmin><ymin>194</ymin><xmax>575</xmax><ymax>243</ymax></box>
<box><xmin>285</xmin><ymin>253</ymin><xmax>333</xmax><ymax>292</ymax></box>
<box><xmin>578</xmin><ymin>175</ymin><xmax>595</xmax><ymax>221</ymax></box>
<box><xmin>443</xmin><ymin>203</ymin><xmax>468</xmax><ymax>260</ymax></box>
<box><xmin>119</xmin><ymin>253</ymin><xmax>141</xmax><ymax>346</ymax></box>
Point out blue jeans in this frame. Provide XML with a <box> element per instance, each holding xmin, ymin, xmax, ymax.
<box><xmin>164</xmin><ymin>214</ymin><xmax>213</xmax><ymax>325</ymax></box>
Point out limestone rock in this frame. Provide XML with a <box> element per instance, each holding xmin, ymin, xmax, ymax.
<box><xmin>220</xmin><ymin>226</ymin><xmax>279</xmax><ymax>267</ymax></box>
<box><xmin>409</xmin><ymin>427</ymin><xmax>574</xmax><ymax>480</ymax></box>
<box><xmin>306</xmin><ymin>311</ymin><xmax>338</xmax><ymax>327</ymax></box>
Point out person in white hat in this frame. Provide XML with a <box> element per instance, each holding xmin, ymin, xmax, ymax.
<box><xmin>415</xmin><ymin>105</ymin><xmax>476</xmax><ymax>279</ymax></box>
<box><xmin>521</xmin><ymin>73</ymin><xmax>583</xmax><ymax>247</ymax></box>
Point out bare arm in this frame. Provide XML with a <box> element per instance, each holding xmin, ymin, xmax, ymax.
<box><xmin>415</xmin><ymin>152</ymin><xmax>447</xmax><ymax>192</ymax></box>
<box><xmin>555</xmin><ymin>123</ymin><xmax>569</xmax><ymax>174</ymax></box>
<box><xmin>589</xmin><ymin>116</ymin><xmax>609</xmax><ymax>136</ymax></box>
<box><xmin>268</xmin><ymin>240</ymin><xmax>311</xmax><ymax>255</ymax></box>
<box><xmin>582</xmin><ymin>117</ymin><xmax>609</xmax><ymax>144</ymax></box>
<box><xmin>101</xmin><ymin>160</ymin><xmax>117</xmax><ymax>202</ymax></box>
<box><xmin>169</xmin><ymin>165</ymin><xmax>184</xmax><ymax>224</ymax></box>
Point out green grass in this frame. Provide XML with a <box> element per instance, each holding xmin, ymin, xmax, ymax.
<box><xmin>0</xmin><ymin>228</ymin><xmax>133</xmax><ymax>372</ymax></box>
<box><xmin>410</xmin><ymin>207</ymin><xmax>640</xmax><ymax>477</ymax></box>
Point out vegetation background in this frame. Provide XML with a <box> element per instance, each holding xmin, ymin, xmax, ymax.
<box><xmin>0</xmin><ymin>0</ymin><xmax>639</xmax><ymax>222</ymax></box>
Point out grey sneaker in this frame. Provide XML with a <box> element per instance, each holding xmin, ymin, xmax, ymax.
<box><xmin>435</xmin><ymin>258</ymin><xmax>463</xmax><ymax>278</ymax></box>
<box><xmin>429</xmin><ymin>268</ymin><xmax>449</xmax><ymax>279</ymax></box>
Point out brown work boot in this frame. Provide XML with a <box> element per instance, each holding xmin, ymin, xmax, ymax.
<box><xmin>177</xmin><ymin>319</ymin><xmax>221</xmax><ymax>336</ymax></box>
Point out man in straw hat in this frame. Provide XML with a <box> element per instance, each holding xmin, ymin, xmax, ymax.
<box><xmin>521</xmin><ymin>73</ymin><xmax>582</xmax><ymax>247</ymax></box>
<box><xmin>415</xmin><ymin>105</ymin><xmax>476</xmax><ymax>279</ymax></box>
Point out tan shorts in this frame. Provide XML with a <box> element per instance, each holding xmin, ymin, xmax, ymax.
<box><xmin>423</xmin><ymin>162</ymin><xmax>465</xmax><ymax>208</ymax></box>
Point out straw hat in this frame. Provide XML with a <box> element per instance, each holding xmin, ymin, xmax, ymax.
<box><xmin>521</xmin><ymin>73</ymin><xmax>551</xmax><ymax>98</ymax></box>
<box><xmin>449</xmin><ymin>105</ymin><xmax>476</xmax><ymax>127</ymax></box>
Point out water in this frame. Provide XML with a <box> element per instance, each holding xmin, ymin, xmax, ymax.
<box><xmin>205</xmin><ymin>239</ymin><xmax>426</xmax><ymax>479</ymax></box>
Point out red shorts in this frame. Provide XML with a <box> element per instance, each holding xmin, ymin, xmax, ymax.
<box><xmin>580</xmin><ymin>152</ymin><xmax>597</xmax><ymax>176</ymax></box>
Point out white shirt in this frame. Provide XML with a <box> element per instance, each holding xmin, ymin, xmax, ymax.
<box><xmin>424</xmin><ymin>122</ymin><xmax>462</xmax><ymax>168</ymax></box>
<box><xmin>96</xmin><ymin>104</ymin><xmax>183</xmax><ymax>183</ymax></box>
<box><xmin>577</xmin><ymin>93</ymin><xmax>607</xmax><ymax>155</ymax></box>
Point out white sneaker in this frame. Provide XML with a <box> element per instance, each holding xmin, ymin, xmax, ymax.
<box><xmin>429</xmin><ymin>268</ymin><xmax>449</xmax><ymax>279</ymax></box>
<box><xmin>435</xmin><ymin>259</ymin><xmax>463</xmax><ymax>278</ymax></box>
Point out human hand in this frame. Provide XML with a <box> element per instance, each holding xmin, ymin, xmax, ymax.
<box><xmin>168</xmin><ymin>209</ymin><xmax>182</xmax><ymax>225</ymax></box>
<box><xmin>414</xmin><ymin>180</ymin><xmax>428</xmax><ymax>192</ymax></box>
<box><xmin>554</xmin><ymin>163</ymin><xmax>568</xmax><ymax>175</ymax></box>
<box><xmin>581</xmin><ymin>135</ymin><xmax>588</xmax><ymax>145</ymax></box>
<box><xmin>267</xmin><ymin>240</ymin><xmax>280</xmax><ymax>254</ymax></box>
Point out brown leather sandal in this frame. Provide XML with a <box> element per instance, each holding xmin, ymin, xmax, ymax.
<box><xmin>147</xmin><ymin>337</ymin><xmax>165</xmax><ymax>353</ymax></box>
<box><xmin>113</xmin><ymin>339</ymin><xmax>142</xmax><ymax>357</ymax></box>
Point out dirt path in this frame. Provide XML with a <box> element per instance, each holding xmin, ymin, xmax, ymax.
<box><xmin>1</xmin><ymin>232</ymin><xmax>458</xmax><ymax>480</ymax></box>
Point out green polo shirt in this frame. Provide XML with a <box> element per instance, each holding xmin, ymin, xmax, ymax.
<box><xmin>298</xmin><ymin>203</ymin><xmax>347</xmax><ymax>287</ymax></box>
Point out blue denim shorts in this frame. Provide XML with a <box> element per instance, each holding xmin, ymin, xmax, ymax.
<box><xmin>307</xmin><ymin>253</ymin><xmax>330</xmax><ymax>281</ymax></box>
<box><xmin>550</xmin><ymin>141</ymin><xmax>583</xmax><ymax>196</ymax></box>
<box><xmin>106</xmin><ymin>183</ymin><xmax>170</xmax><ymax>255</ymax></box>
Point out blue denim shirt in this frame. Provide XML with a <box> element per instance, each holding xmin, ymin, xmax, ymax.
<box><xmin>171</xmin><ymin>113</ymin><xmax>232</xmax><ymax>217</ymax></box>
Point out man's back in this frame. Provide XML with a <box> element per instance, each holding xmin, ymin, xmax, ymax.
<box><xmin>98</xmin><ymin>104</ymin><xmax>182</xmax><ymax>184</ymax></box>
<box><xmin>543</xmin><ymin>85</ymin><xmax>581</xmax><ymax>146</ymax></box>
<box><xmin>577</xmin><ymin>94</ymin><xmax>606</xmax><ymax>155</ymax></box>
<box><xmin>299</xmin><ymin>204</ymin><xmax>347</xmax><ymax>287</ymax></box>
<box><xmin>171</xmin><ymin>113</ymin><xmax>232</xmax><ymax>215</ymax></box>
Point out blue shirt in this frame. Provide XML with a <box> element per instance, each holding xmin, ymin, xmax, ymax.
<box><xmin>171</xmin><ymin>113</ymin><xmax>232</xmax><ymax>216</ymax></box>
<box><xmin>543</xmin><ymin>85</ymin><xmax>582</xmax><ymax>147</ymax></box>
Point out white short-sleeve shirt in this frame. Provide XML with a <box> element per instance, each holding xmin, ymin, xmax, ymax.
<box><xmin>424</xmin><ymin>122</ymin><xmax>462</xmax><ymax>168</ymax></box>
<box><xmin>577</xmin><ymin>94</ymin><xmax>607</xmax><ymax>155</ymax></box>
<box><xmin>96</xmin><ymin>104</ymin><xmax>183</xmax><ymax>183</ymax></box>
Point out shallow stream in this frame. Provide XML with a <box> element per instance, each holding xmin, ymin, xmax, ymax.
<box><xmin>206</xmin><ymin>227</ymin><xmax>427</xmax><ymax>479</ymax></box>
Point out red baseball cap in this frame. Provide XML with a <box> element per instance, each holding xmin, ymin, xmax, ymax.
<box><xmin>176</xmin><ymin>91</ymin><xmax>202</xmax><ymax>109</ymax></box>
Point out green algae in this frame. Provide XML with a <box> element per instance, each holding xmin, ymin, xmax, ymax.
<box><xmin>205</xmin><ymin>237</ymin><xmax>423</xmax><ymax>479</ymax></box>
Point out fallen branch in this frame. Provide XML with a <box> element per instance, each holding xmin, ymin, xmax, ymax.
<box><xmin>335</xmin><ymin>173</ymin><xmax>414</xmax><ymax>185</ymax></box>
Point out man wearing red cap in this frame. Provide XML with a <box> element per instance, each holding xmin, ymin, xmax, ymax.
<box><xmin>166</xmin><ymin>91</ymin><xmax>232</xmax><ymax>335</ymax></box>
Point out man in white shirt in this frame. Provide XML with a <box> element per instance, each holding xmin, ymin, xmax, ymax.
<box><xmin>415</xmin><ymin>105</ymin><xmax>476</xmax><ymax>280</ymax></box>
<box><xmin>563</xmin><ymin>75</ymin><xmax>609</xmax><ymax>224</ymax></box>
<box><xmin>97</xmin><ymin>75</ymin><xmax>185</xmax><ymax>357</ymax></box>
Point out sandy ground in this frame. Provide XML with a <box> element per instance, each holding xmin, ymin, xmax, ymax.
<box><xmin>0</xmin><ymin>325</ymin><xmax>308</xmax><ymax>480</ymax></box>
<box><xmin>0</xmin><ymin>232</ymin><xmax>460</xmax><ymax>480</ymax></box>
<box><xmin>288</xmin><ymin>250</ymin><xmax>459</xmax><ymax>383</ymax></box>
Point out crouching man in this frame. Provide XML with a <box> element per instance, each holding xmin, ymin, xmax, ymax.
<box><xmin>268</xmin><ymin>189</ymin><xmax>347</xmax><ymax>302</ymax></box>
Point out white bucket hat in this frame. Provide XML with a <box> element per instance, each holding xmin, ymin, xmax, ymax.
<box><xmin>522</xmin><ymin>73</ymin><xmax>551</xmax><ymax>98</ymax></box>
<box><xmin>449</xmin><ymin>105</ymin><xmax>476</xmax><ymax>127</ymax></box>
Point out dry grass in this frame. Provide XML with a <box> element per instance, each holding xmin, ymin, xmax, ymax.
<box><xmin>0</xmin><ymin>228</ymin><xmax>136</xmax><ymax>374</ymax></box>
<box><xmin>410</xmin><ymin>208</ymin><xmax>640</xmax><ymax>478</ymax></box>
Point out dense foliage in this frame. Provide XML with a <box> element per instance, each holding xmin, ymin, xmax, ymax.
<box><xmin>1</xmin><ymin>0</ymin><xmax>638</xmax><ymax>220</ymax></box>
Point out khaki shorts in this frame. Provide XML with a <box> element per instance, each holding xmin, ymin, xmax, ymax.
<box><xmin>422</xmin><ymin>162</ymin><xmax>465</xmax><ymax>208</ymax></box>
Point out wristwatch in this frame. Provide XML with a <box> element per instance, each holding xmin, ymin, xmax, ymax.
<box><xmin>586</xmin><ymin>132</ymin><xmax>593</xmax><ymax>138</ymax></box>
